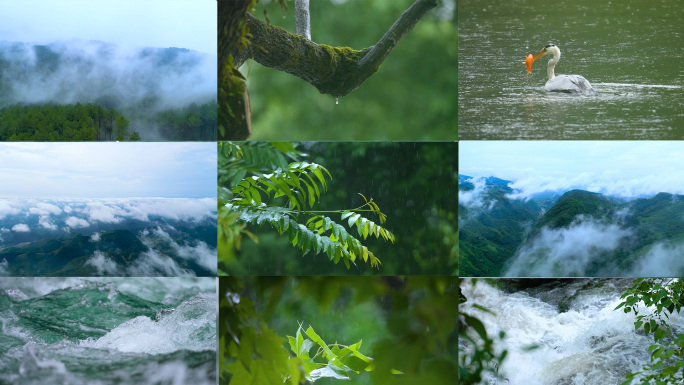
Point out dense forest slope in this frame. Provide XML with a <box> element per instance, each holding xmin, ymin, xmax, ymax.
<box><xmin>459</xmin><ymin>176</ymin><xmax>684</xmax><ymax>277</ymax></box>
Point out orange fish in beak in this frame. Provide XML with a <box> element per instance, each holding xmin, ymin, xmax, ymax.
<box><xmin>525</xmin><ymin>54</ymin><xmax>534</xmax><ymax>74</ymax></box>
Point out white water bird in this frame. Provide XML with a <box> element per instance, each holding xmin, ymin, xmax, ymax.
<box><xmin>531</xmin><ymin>44</ymin><xmax>594</xmax><ymax>94</ymax></box>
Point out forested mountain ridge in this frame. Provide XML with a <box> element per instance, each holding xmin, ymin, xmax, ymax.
<box><xmin>459</xmin><ymin>175</ymin><xmax>548</xmax><ymax>276</ymax></box>
<box><xmin>0</xmin><ymin>198</ymin><xmax>217</xmax><ymax>276</ymax></box>
<box><xmin>0</xmin><ymin>40</ymin><xmax>217</xmax><ymax>140</ymax></box>
<box><xmin>529</xmin><ymin>190</ymin><xmax>625</xmax><ymax>237</ymax></box>
<box><xmin>0</xmin><ymin>227</ymin><xmax>217</xmax><ymax>277</ymax></box>
<box><xmin>460</xmin><ymin>176</ymin><xmax>684</xmax><ymax>276</ymax></box>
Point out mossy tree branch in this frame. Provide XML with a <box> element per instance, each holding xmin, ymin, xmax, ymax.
<box><xmin>232</xmin><ymin>0</ymin><xmax>439</xmax><ymax>98</ymax></box>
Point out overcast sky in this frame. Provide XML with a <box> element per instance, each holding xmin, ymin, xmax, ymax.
<box><xmin>0</xmin><ymin>143</ymin><xmax>215</xmax><ymax>198</ymax></box>
<box><xmin>0</xmin><ymin>0</ymin><xmax>216</xmax><ymax>54</ymax></box>
<box><xmin>460</xmin><ymin>141</ymin><xmax>684</xmax><ymax>198</ymax></box>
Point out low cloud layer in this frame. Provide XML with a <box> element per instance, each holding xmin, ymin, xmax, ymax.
<box><xmin>460</xmin><ymin>142</ymin><xmax>684</xmax><ymax>200</ymax></box>
<box><xmin>628</xmin><ymin>242</ymin><xmax>684</xmax><ymax>277</ymax></box>
<box><xmin>78</xmin><ymin>198</ymin><xmax>217</xmax><ymax>224</ymax></box>
<box><xmin>0</xmin><ymin>198</ymin><xmax>215</xmax><ymax>277</ymax></box>
<box><xmin>459</xmin><ymin>177</ymin><xmax>495</xmax><ymax>213</ymax></box>
<box><xmin>505</xmin><ymin>216</ymin><xmax>633</xmax><ymax>277</ymax></box>
<box><xmin>147</xmin><ymin>227</ymin><xmax>216</xmax><ymax>274</ymax></box>
<box><xmin>0</xmin><ymin>201</ymin><xmax>21</xmax><ymax>219</ymax></box>
<box><xmin>11</xmin><ymin>224</ymin><xmax>30</xmax><ymax>233</ymax></box>
<box><xmin>506</xmin><ymin>173</ymin><xmax>598</xmax><ymax>200</ymax></box>
<box><xmin>0</xmin><ymin>40</ymin><xmax>216</xmax><ymax>112</ymax></box>
<box><xmin>66</xmin><ymin>216</ymin><xmax>90</xmax><ymax>229</ymax></box>
<box><xmin>0</xmin><ymin>258</ymin><xmax>8</xmax><ymax>276</ymax></box>
<box><xmin>86</xmin><ymin>250</ymin><xmax>122</xmax><ymax>276</ymax></box>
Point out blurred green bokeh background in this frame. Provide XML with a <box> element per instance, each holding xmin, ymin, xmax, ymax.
<box><xmin>220</xmin><ymin>276</ymin><xmax>458</xmax><ymax>384</ymax></box>
<box><xmin>240</xmin><ymin>0</ymin><xmax>457</xmax><ymax>140</ymax></box>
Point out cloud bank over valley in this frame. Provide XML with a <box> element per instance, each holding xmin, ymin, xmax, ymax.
<box><xmin>460</xmin><ymin>141</ymin><xmax>684</xmax><ymax>201</ymax></box>
<box><xmin>459</xmin><ymin>174</ymin><xmax>684</xmax><ymax>277</ymax></box>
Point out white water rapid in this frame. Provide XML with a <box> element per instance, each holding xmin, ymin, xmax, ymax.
<box><xmin>460</xmin><ymin>279</ymin><xmax>684</xmax><ymax>385</ymax></box>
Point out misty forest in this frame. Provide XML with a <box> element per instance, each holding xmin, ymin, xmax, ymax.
<box><xmin>459</xmin><ymin>175</ymin><xmax>684</xmax><ymax>277</ymax></box>
<box><xmin>0</xmin><ymin>41</ymin><xmax>217</xmax><ymax>141</ymax></box>
<box><xmin>0</xmin><ymin>198</ymin><xmax>217</xmax><ymax>277</ymax></box>
<box><xmin>218</xmin><ymin>142</ymin><xmax>457</xmax><ymax>276</ymax></box>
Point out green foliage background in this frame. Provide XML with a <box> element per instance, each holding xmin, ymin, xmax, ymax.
<box><xmin>227</xmin><ymin>142</ymin><xmax>457</xmax><ymax>276</ymax></box>
<box><xmin>220</xmin><ymin>276</ymin><xmax>458</xmax><ymax>385</ymax></box>
<box><xmin>616</xmin><ymin>278</ymin><xmax>684</xmax><ymax>384</ymax></box>
<box><xmin>241</xmin><ymin>0</ymin><xmax>457</xmax><ymax>140</ymax></box>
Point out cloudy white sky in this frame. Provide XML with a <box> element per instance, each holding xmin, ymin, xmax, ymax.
<box><xmin>0</xmin><ymin>0</ymin><xmax>216</xmax><ymax>54</ymax></box>
<box><xmin>0</xmin><ymin>143</ymin><xmax>215</xmax><ymax>198</ymax></box>
<box><xmin>460</xmin><ymin>141</ymin><xmax>684</xmax><ymax>198</ymax></box>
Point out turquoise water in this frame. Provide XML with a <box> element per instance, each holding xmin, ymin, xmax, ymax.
<box><xmin>0</xmin><ymin>278</ymin><xmax>216</xmax><ymax>385</ymax></box>
<box><xmin>459</xmin><ymin>0</ymin><xmax>684</xmax><ymax>139</ymax></box>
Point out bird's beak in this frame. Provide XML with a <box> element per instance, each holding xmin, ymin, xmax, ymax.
<box><xmin>532</xmin><ymin>49</ymin><xmax>547</xmax><ymax>62</ymax></box>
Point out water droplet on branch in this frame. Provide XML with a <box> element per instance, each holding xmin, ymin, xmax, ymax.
<box><xmin>336</xmin><ymin>98</ymin><xmax>339</xmax><ymax>105</ymax></box>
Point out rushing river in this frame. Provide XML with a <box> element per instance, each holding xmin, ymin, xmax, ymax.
<box><xmin>460</xmin><ymin>279</ymin><xmax>684</xmax><ymax>385</ymax></box>
<box><xmin>458</xmin><ymin>0</ymin><xmax>684</xmax><ymax>139</ymax></box>
<box><xmin>0</xmin><ymin>278</ymin><xmax>217</xmax><ymax>385</ymax></box>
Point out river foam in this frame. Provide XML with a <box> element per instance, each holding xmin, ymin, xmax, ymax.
<box><xmin>79</xmin><ymin>292</ymin><xmax>216</xmax><ymax>354</ymax></box>
<box><xmin>460</xmin><ymin>279</ymin><xmax>684</xmax><ymax>385</ymax></box>
<box><xmin>0</xmin><ymin>278</ymin><xmax>216</xmax><ymax>385</ymax></box>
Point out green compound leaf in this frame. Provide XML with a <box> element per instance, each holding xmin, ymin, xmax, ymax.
<box><xmin>286</xmin><ymin>324</ymin><xmax>375</xmax><ymax>382</ymax></box>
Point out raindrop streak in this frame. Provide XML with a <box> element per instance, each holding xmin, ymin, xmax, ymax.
<box><xmin>336</xmin><ymin>98</ymin><xmax>339</xmax><ymax>105</ymax></box>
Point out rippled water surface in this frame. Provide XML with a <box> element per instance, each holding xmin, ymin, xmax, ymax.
<box><xmin>0</xmin><ymin>278</ymin><xmax>216</xmax><ymax>385</ymax></box>
<box><xmin>459</xmin><ymin>0</ymin><xmax>684</xmax><ymax>139</ymax></box>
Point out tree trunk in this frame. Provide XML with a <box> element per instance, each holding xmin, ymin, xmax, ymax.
<box><xmin>218</xmin><ymin>0</ymin><xmax>253</xmax><ymax>140</ymax></box>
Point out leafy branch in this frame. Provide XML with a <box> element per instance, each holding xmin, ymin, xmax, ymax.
<box><xmin>218</xmin><ymin>142</ymin><xmax>396</xmax><ymax>271</ymax></box>
<box><xmin>615</xmin><ymin>278</ymin><xmax>684</xmax><ymax>384</ymax></box>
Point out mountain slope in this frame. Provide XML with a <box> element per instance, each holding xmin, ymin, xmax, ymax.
<box><xmin>459</xmin><ymin>175</ymin><xmax>545</xmax><ymax>276</ymax></box>
<box><xmin>0</xmin><ymin>228</ymin><xmax>215</xmax><ymax>277</ymax></box>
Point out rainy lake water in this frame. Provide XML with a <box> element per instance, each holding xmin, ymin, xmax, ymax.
<box><xmin>458</xmin><ymin>0</ymin><xmax>684</xmax><ymax>139</ymax></box>
<box><xmin>0</xmin><ymin>278</ymin><xmax>216</xmax><ymax>385</ymax></box>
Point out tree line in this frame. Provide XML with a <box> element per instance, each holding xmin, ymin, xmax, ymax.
<box><xmin>0</xmin><ymin>101</ymin><xmax>217</xmax><ymax>141</ymax></box>
<box><xmin>0</xmin><ymin>103</ymin><xmax>135</xmax><ymax>141</ymax></box>
<box><xmin>153</xmin><ymin>102</ymin><xmax>217</xmax><ymax>141</ymax></box>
